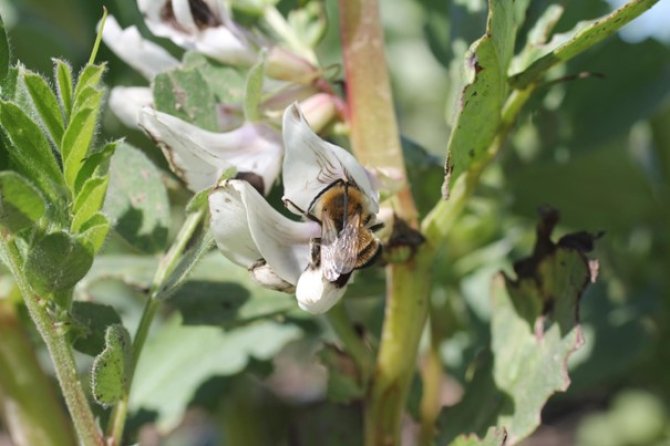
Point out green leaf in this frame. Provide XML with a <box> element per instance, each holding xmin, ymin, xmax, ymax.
<box><xmin>153</xmin><ymin>66</ymin><xmax>218</xmax><ymax>131</ymax></box>
<box><xmin>73</xmin><ymin>64</ymin><xmax>105</xmax><ymax>102</ymax></box>
<box><xmin>437</xmin><ymin>212</ymin><xmax>597</xmax><ymax>445</ymax></box>
<box><xmin>443</xmin><ymin>0</ymin><xmax>530</xmax><ymax>195</ymax></box>
<box><xmin>103</xmin><ymin>143</ymin><xmax>170</xmax><ymax>253</ymax></box>
<box><xmin>91</xmin><ymin>324</ymin><xmax>132</xmax><ymax>406</ymax></box>
<box><xmin>182</xmin><ymin>52</ymin><xmax>246</xmax><ymax>105</ymax></box>
<box><xmin>0</xmin><ymin>66</ymin><xmax>19</xmax><ymax>101</ymax></box>
<box><xmin>129</xmin><ymin>315</ymin><xmax>301</xmax><ymax>430</ymax></box>
<box><xmin>72</xmin><ymin>85</ymin><xmax>104</xmax><ymax>115</ymax></box>
<box><xmin>22</xmin><ymin>69</ymin><xmax>65</xmax><ymax>145</ymax></box>
<box><xmin>167</xmin><ymin>253</ymin><xmax>297</xmax><ymax>328</ymax></box>
<box><xmin>74</xmin><ymin>141</ymin><xmax>116</xmax><ymax>194</ymax></box>
<box><xmin>53</xmin><ymin>59</ymin><xmax>74</xmax><ymax>119</ymax></box>
<box><xmin>70</xmin><ymin>301</ymin><xmax>122</xmax><ymax>356</ymax></box>
<box><xmin>0</xmin><ymin>100</ymin><xmax>65</xmax><ymax>204</ymax></box>
<box><xmin>72</xmin><ymin>176</ymin><xmax>109</xmax><ymax>233</ymax></box>
<box><xmin>0</xmin><ymin>171</ymin><xmax>46</xmax><ymax>233</ymax></box>
<box><xmin>0</xmin><ymin>14</ymin><xmax>10</xmax><ymax>82</ymax></box>
<box><xmin>24</xmin><ymin>231</ymin><xmax>94</xmax><ymax>295</ymax></box>
<box><xmin>61</xmin><ymin>104</ymin><xmax>101</xmax><ymax>191</ymax></box>
<box><xmin>510</xmin><ymin>0</ymin><xmax>662</xmax><ymax>88</ymax></box>
<box><xmin>243</xmin><ymin>52</ymin><xmax>266</xmax><ymax>122</ymax></box>
<box><xmin>78</xmin><ymin>213</ymin><xmax>110</xmax><ymax>253</ymax></box>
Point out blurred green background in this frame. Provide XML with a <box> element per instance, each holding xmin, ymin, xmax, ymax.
<box><xmin>0</xmin><ymin>0</ymin><xmax>669</xmax><ymax>444</ymax></box>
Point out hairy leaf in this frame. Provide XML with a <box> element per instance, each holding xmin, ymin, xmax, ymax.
<box><xmin>24</xmin><ymin>231</ymin><xmax>94</xmax><ymax>295</ymax></box>
<box><xmin>73</xmin><ymin>64</ymin><xmax>105</xmax><ymax>103</ymax></box>
<box><xmin>22</xmin><ymin>69</ymin><xmax>65</xmax><ymax>145</ymax></box>
<box><xmin>0</xmin><ymin>100</ymin><xmax>65</xmax><ymax>204</ymax></box>
<box><xmin>61</xmin><ymin>104</ymin><xmax>101</xmax><ymax>191</ymax></box>
<box><xmin>0</xmin><ymin>171</ymin><xmax>46</xmax><ymax>233</ymax></box>
<box><xmin>78</xmin><ymin>213</ymin><xmax>110</xmax><ymax>253</ymax></box>
<box><xmin>72</xmin><ymin>176</ymin><xmax>109</xmax><ymax>233</ymax></box>
<box><xmin>91</xmin><ymin>324</ymin><xmax>132</xmax><ymax>406</ymax></box>
<box><xmin>53</xmin><ymin>59</ymin><xmax>74</xmax><ymax>119</ymax></box>
<box><xmin>74</xmin><ymin>141</ymin><xmax>116</xmax><ymax>194</ymax></box>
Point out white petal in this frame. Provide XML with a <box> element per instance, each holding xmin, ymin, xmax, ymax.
<box><xmin>193</xmin><ymin>27</ymin><xmax>257</xmax><ymax>66</ymax></box>
<box><xmin>102</xmin><ymin>16</ymin><xmax>179</xmax><ymax>79</ymax></box>
<box><xmin>109</xmin><ymin>87</ymin><xmax>153</xmax><ymax>128</ymax></box>
<box><xmin>139</xmin><ymin>108</ymin><xmax>283</xmax><ymax>194</ymax></box>
<box><xmin>209</xmin><ymin>180</ymin><xmax>320</xmax><ymax>285</ymax></box>
<box><xmin>209</xmin><ymin>185</ymin><xmax>262</xmax><ymax>268</ymax></box>
<box><xmin>281</xmin><ymin>103</ymin><xmax>379</xmax><ymax>216</ymax></box>
<box><xmin>295</xmin><ymin>267</ymin><xmax>347</xmax><ymax>314</ymax></box>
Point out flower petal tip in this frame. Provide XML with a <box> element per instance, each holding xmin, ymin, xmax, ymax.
<box><xmin>295</xmin><ymin>267</ymin><xmax>347</xmax><ymax>314</ymax></box>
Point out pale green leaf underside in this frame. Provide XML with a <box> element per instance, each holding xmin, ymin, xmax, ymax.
<box><xmin>129</xmin><ymin>315</ymin><xmax>301</xmax><ymax>431</ymax></box>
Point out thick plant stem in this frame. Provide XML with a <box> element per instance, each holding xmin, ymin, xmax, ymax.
<box><xmin>364</xmin><ymin>248</ymin><xmax>432</xmax><ymax>445</ymax></box>
<box><xmin>0</xmin><ymin>299</ymin><xmax>77</xmax><ymax>446</ymax></box>
<box><xmin>0</xmin><ymin>238</ymin><xmax>103</xmax><ymax>446</ymax></box>
<box><xmin>338</xmin><ymin>1</ymin><xmax>427</xmax><ymax>444</ymax></box>
<box><xmin>106</xmin><ymin>209</ymin><xmax>205</xmax><ymax>444</ymax></box>
<box><xmin>338</xmin><ymin>0</ymin><xmax>416</xmax><ymax>223</ymax></box>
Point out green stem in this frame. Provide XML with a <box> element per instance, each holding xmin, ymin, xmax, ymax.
<box><xmin>0</xmin><ymin>299</ymin><xmax>78</xmax><ymax>446</ymax></box>
<box><xmin>365</xmin><ymin>249</ymin><xmax>433</xmax><ymax>445</ymax></box>
<box><xmin>326</xmin><ymin>303</ymin><xmax>374</xmax><ymax>381</ymax></box>
<box><xmin>106</xmin><ymin>209</ymin><xmax>205</xmax><ymax>444</ymax></box>
<box><xmin>0</xmin><ymin>238</ymin><xmax>103</xmax><ymax>446</ymax></box>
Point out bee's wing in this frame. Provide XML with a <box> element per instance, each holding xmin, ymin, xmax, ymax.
<box><xmin>321</xmin><ymin>213</ymin><xmax>361</xmax><ymax>282</ymax></box>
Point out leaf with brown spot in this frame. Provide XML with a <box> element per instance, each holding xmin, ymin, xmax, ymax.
<box><xmin>438</xmin><ymin>210</ymin><xmax>598</xmax><ymax>445</ymax></box>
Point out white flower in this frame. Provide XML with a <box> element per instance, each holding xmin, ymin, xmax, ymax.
<box><xmin>102</xmin><ymin>15</ymin><xmax>179</xmax><ymax>80</ymax></box>
<box><xmin>137</xmin><ymin>0</ymin><xmax>316</xmax><ymax>82</ymax></box>
<box><xmin>138</xmin><ymin>0</ymin><xmax>256</xmax><ymax>67</ymax></box>
<box><xmin>139</xmin><ymin>107</ymin><xmax>283</xmax><ymax>194</ymax></box>
<box><xmin>209</xmin><ymin>179</ymin><xmax>320</xmax><ymax>291</ymax></box>
<box><xmin>109</xmin><ymin>87</ymin><xmax>154</xmax><ymax>128</ymax></box>
<box><xmin>208</xmin><ymin>103</ymin><xmax>380</xmax><ymax>314</ymax></box>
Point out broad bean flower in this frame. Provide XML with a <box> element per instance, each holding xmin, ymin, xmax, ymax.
<box><xmin>209</xmin><ymin>104</ymin><xmax>380</xmax><ymax>313</ymax></box>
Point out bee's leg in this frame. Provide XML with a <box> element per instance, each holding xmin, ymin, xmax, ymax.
<box><xmin>368</xmin><ymin>222</ymin><xmax>385</xmax><ymax>232</ymax></box>
<box><xmin>308</xmin><ymin>237</ymin><xmax>322</xmax><ymax>268</ymax></box>
<box><xmin>283</xmin><ymin>198</ymin><xmax>321</xmax><ymax>224</ymax></box>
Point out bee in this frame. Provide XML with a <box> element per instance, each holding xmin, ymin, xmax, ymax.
<box><xmin>307</xmin><ymin>179</ymin><xmax>382</xmax><ymax>282</ymax></box>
